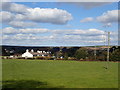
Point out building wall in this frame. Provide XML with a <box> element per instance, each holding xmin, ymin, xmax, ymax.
<box><xmin>22</xmin><ymin>52</ymin><xmax>33</xmax><ymax>58</ymax></box>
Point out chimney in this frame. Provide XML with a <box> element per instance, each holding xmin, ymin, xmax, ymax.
<box><xmin>31</xmin><ymin>49</ymin><xmax>34</xmax><ymax>52</ymax></box>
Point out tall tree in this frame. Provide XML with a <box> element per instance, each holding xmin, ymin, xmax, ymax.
<box><xmin>75</xmin><ymin>48</ymin><xmax>88</xmax><ymax>60</ymax></box>
<box><xmin>110</xmin><ymin>49</ymin><xmax>120</xmax><ymax>61</ymax></box>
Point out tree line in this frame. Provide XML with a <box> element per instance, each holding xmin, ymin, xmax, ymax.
<box><xmin>55</xmin><ymin>46</ymin><xmax>120</xmax><ymax>61</ymax></box>
<box><xmin>2</xmin><ymin>46</ymin><xmax>120</xmax><ymax>61</ymax></box>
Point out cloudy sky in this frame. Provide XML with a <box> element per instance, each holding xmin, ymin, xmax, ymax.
<box><xmin>1</xmin><ymin>1</ymin><xmax>119</xmax><ymax>46</ymax></box>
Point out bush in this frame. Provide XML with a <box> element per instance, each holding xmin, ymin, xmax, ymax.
<box><xmin>44</xmin><ymin>56</ymin><xmax>53</xmax><ymax>60</ymax></box>
<box><xmin>64</xmin><ymin>53</ymin><xmax>68</xmax><ymax>60</ymax></box>
<box><xmin>17</xmin><ymin>57</ymin><xmax>25</xmax><ymax>59</ymax></box>
<box><xmin>35</xmin><ymin>56</ymin><xmax>45</xmax><ymax>60</ymax></box>
<box><xmin>35</xmin><ymin>56</ymin><xmax>54</xmax><ymax>60</ymax></box>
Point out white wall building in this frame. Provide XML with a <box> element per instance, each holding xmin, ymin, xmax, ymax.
<box><xmin>22</xmin><ymin>49</ymin><xmax>33</xmax><ymax>58</ymax></box>
<box><xmin>21</xmin><ymin>49</ymin><xmax>50</xmax><ymax>58</ymax></box>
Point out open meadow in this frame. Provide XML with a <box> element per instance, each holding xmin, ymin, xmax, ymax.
<box><xmin>2</xmin><ymin>59</ymin><xmax>118</xmax><ymax>88</ymax></box>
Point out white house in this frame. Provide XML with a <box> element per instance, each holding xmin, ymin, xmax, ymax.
<box><xmin>21</xmin><ymin>49</ymin><xmax>50</xmax><ymax>58</ymax></box>
<box><xmin>22</xmin><ymin>49</ymin><xmax>33</xmax><ymax>58</ymax></box>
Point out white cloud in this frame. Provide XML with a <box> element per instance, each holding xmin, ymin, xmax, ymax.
<box><xmin>80</xmin><ymin>10</ymin><xmax>119</xmax><ymax>27</ymax></box>
<box><xmin>0</xmin><ymin>11</ymin><xmax>37</xmax><ymax>28</ymax></box>
<box><xmin>2</xmin><ymin>27</ymin><xmax>19</xmax><ymax>34</ymax></box>
<box><xmin>96</xmin><ymin>10</ymin><xmax>119</xmax><ymax>24</ymax></box>
<box><xmin>2</xmin><ymin>27</ymin><xmax>49</xmax><ymax>34</ymax></box>
<box><xmin>56</xmin><ymin>1</ymin><xmax>118</xmax><ymax>9</ymax></box>
<box><xmin>2</xmin><ymin>35</ymin><xmax>9</xmax><ymax>39</ymax></box>
<box><xmin>1</xmin><ymin>2</ymin><xmax>73</xmax><ymax>25</ymax></box>
<box><xmin>2</xmin><ymin>27</ymin><xmax>118</xmax><ymax>46</ymax></box>
<box><xmin>19</xmin><ymin>28</ymin><xmax>49</xmax><ymax>33</ymax></box>
<box><xmin>52</xmin><ymin>28</ymin><xmax>105</xmax><ymax>35</ymax></box>
<box><xmin>80</xmin><ymin>17</ymin><xmax>93</xmax><ymax>22</ymax></box>
<box><xmin>26</xmin><ymin>8</ymin><xmax>73</xmax><ymax>24</ymax></box>
<box><xmin>9</xmin><ymin>21</ymin><xmax>37</xmax><ymax>28</ymax></box>
<box><xmin>1</xmin><ymin>2</ymin><xmax>118</xmax><ymax>46</ymax></box>
<box><xmin>1</xmin><ymin>2</ymin><xmax>29</xmax><ymax>13</ymax></box>
<box><xmin>2</xmin><ymin>33</ymin><xmax>39</xmax><ymax>40</ymax></box>
<box><xmin>14</xmin><ymin>14</ymin><xmax>26</xmax><ymax>20</ymax></box>
<box><xmin>51</xmin><ymin>29</ymin><xmax>107</xmax><ymax>44</ymax></box>
<box><xmin>102</xmin><ymin>23</ymin><xmax>112</xmax><ymax>27</ymax></box>
<box><xmin>70</xmin><ymin>2</ymin><xmax>112</xmax><ymax>9</ymax></box>
<box><xmin>12</xmin><ymin>34</ymin><xmax>36</xmax><ymax>40</ymax></box>
<box><xmin>51</xmin><ymin>28</ymin><xmax>118</xmax><ymax>45</ymax></box>
<box><xmin>0</xmin><ymin>11</ymin><xmax>14</xmax><ymax>22</ymax></box>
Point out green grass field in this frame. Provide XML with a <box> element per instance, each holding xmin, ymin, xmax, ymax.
<box><xmin>2</xmin><ymin>59</ymin><xmax>118</xmax><ymax>88</ymax></box>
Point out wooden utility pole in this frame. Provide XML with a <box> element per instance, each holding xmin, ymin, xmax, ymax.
<box><xmin>94</xmin><ymin>45</ymin><xmax>96</xmax><ymax>60</ymax></box>
<box><xmin>104</xmin><ymin>31</ymin><xmax>107</xmax><ymax>46</ymax></box>
<box><xmin>106</xmin><ymin>32</ymin><xmax>110</xmax><ymax>69</ymax></box>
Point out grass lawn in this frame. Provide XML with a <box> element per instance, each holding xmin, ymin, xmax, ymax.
<box><xmin>2</xmin><ymin>59</ymin><xmax>118</xmax><ymax>88</ymax></box>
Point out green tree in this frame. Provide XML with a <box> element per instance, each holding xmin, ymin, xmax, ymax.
<box><xmin>110</xmin><ymin>49</ymin><xmax>120</xmax><ymax>61</ymax></box>
<box><xmin>75</xmin><ymin>48</ymin><xmax>88</xmax><ymax>60</ymax></box>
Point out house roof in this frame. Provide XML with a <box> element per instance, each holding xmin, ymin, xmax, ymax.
<box><xmin>30</xmin><ymin>52</ymin><xmax>49</xmax><ymax>55</ymax></box>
